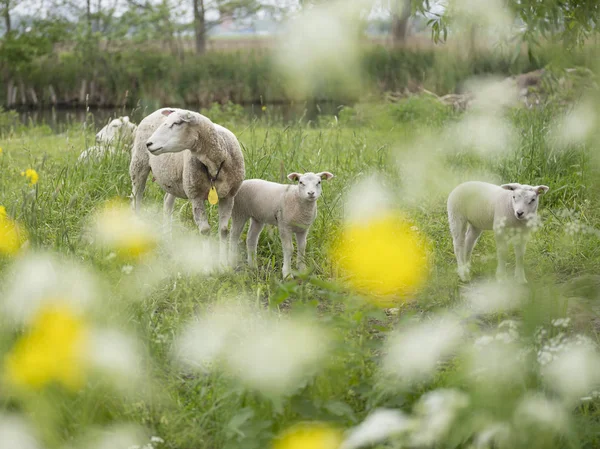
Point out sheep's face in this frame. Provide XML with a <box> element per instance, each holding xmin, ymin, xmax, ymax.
<box><xmin>501</xmin><ymin>183</ymin><xmax>549</xmax><ymax>220</ymax></box>
<box><xmin>146</xmin><ymin>109</ymin><xmax>199</xmax><ymax>155</ymax></box>
<box><xmin>288</xmin><ymin>172</ymin><xmax>334</xmax><ymax>202</ymax></box>
<box><xmin>96</xmin><ymin>117</ymin><xmax>136</xmax><ymax>144</ymax></box>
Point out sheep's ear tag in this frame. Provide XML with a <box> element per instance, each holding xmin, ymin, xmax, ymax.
<box><xmin>208</xmin><ymin>186</ymin><xmax>218</xmax><ymax>205</ymax></box>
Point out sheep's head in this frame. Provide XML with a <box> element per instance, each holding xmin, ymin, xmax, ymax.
<box><xmin>501</xmin><ymin>183</ymin><xmax>549</xmax><ymax>220</ymax></box>
<box><xmin>146</xmin><ymin>109</ymin><xmax>205</xmax><ymax>155</ymax></box>
<box><xmin>96</xmin><ymin>116</ymin><xmax>136</xmax><ymax>144</ymax></box>
<box><xmin>288</xmin><ymin>172</ymin><xmax>334</xmax><ymax>202</ymax></box>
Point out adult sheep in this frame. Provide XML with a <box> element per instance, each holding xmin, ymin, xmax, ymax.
<box><xmin>447</xmin><ymin>181</ymin><xmax>549</xmax><ymax>284</ymax></box>
<box><xmin>129</xmin><ymin>108</ymin><xmax>245</xmax><ymax>260</ymax></box>
<box><xmin>78</xmin><ymin>116</ymin><xmax>138</xmax><ymax>161</ymax></box>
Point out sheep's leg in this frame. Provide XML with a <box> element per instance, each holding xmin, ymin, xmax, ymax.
<box><xmin>279</xmin><ymin>224</ymin><xmax>294</xmax><ymax>279</ymax></box>
<box><xmin>494</xmin><ymin>232</ymin><xmax>509</xmax><ymax>281</ymax></box>
<box><xmin>191</xmin><ymin>197</ymin><xmax>211</xmax><ymax>235</ymax></box>
<box><xmin>295</xmin><ymin>230</ymin><xmax>308</xmax><ymax>272</ymax></box>
<box><xmin>163</xmin><ymin>193</ymin><xmax>176</xmax><ymax>238</ymax></box>
<box><xmin>449</xmin><ymin>213</ymin><xmax>469</xmax><ymax>281</ymax></box>
<box><xmin>246</xmin><ymin>218</ymin><xmax>264</xmax><ymax>268</ymax></box>
<box><xmin>229</xmin><ymin>215</ymin><xmax>247</xmax><ymax>267</ymax></box>
<box><xmin>129</xmin><ymin>154</ymin><xmax>150</xmax><ymax>214</ymax></box>
<box><xmin>514</xmin><ymin>235</ymin><xmax>528</xmax><ymax>284</ymax></box>
<box><xmin>217</xmin><ymin>196</ymin><xmax>234</xmax><ymax>265</ymax></box>
<box><xmin>463</xmin><ymin>224</ymin><xmax>482</xmax><ymax>275</ymax></box>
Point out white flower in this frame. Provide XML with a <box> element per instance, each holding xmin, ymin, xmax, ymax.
<box><xmin>543</xmin><ymin>345</ymin><xmax>600</xmax><ymax>403</ymax></box>
<box><xmin>122</xmin><ymin>265</ymin><xmax>134</xmax><ymax>274</ymax></box>
<box><xmin>340</xmin><ymin>409</ymin><xmax>415</xmax><ymax>449</ymax></box>
<box><xmin>461</xmin><ymin>281</ymin><xmax>526</xmax><ymax>315</ymax></box>
<box><xmin>410</xmin><ymin>389</ymin><xmax>469</xmax><ymax>447</ymax></box>
<box><xmin>343</xmin><ymin>176</ymin><xmax>392</xmax><ymax>225</ymax></box>
<box><xmin>88</xmin><ymin>328</ymin><xmax>143</xmax><ymax>385</ymax></box>
<box><xmin>382</xmin><ymin>316</ymin><xmax>464</xmax><ymax>386</ymax></box>
<box><xmin>550</xmin><ymin>101</ymin><xmax>596</xmax><ymax>148</ymax></box>
<box><xmin>468</xmin><ymin>340</ymin><xmax>524</xmax><ymax>386</ymax></box>
<box><xmin>0</xmin><ymin>415</ymin><xmax>40</xmax><ymax>449</ymax></box>
<box><xmin>513</xmin><ymin>394</ymin><xmax>569</xmax><ymax>433</ymax></box>
<box><xmin>474</xmin><ymin>422</ymin><xmax>511</xmax><ymax>449</ymax></box>
<box><xmin>150</xmin><ymin>436</ymin><xmax>164</xmax><ymax>444</ymax></box>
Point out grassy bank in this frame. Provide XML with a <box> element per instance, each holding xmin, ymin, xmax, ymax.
<box><xmin>1</xmin><ymin>98</ymin><xmax>600</xmax><ymax>449</ymax></box>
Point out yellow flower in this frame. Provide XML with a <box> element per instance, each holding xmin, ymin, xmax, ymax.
<box><xmin>5</xmin><ymin>303</ymin><xmax>88</xmax><ymax>391</ymax></box>
<box><xmin>94</xmin><ymin>199</ymin><xmax>157</xmax><ymax>260</ymax></box>
<box><xmin>332</xmin><ymin>213</ymin><xmax>429</xmax><ymax>303</ymax></box>
<box><xmin>0</xmin><ymin>206</ymin><xmax>27</xmax><ymax>256</ymax></box>
<box><xmin>262</xmin><ymin>105</ymin><xmax>267</xmax><ymax>111</ymax></box>
<box><xmin>273</xmin><ymin>423</ymin><xmax>343</xmax><ymax>449</ymax></box>
<box><xmin>21</xmin><ymin>168</ymin><xmax>39</xmax><ymax>186</ymax></box>
<box><xmin>0</xmin><ymin>146</ymin><xmax>3</xmax><ymax>155</ymax></box>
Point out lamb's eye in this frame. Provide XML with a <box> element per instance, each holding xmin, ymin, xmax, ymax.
<box><xmin>529</xmin><ymin>198</ymin><xmax>536</xmax><ymax>204</ymax></box>
<box><xmin>299</xmin><ymin>181</ymin><xmax>304</xmax><ymax>186</ymax></box>
<box><xmin>512</xmin><ymin>196</ymin><xmax>515</xmax><ymax>200</ymax></box>
<box><xmin>317</xmin><ymin>181</ymin><xmax>321</xmax><ymax>186</ymax></box>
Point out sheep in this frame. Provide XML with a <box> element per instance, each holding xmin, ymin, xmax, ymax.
<box><xmin>447</xmin><ymin>181</ymin><xmax>549</xmax><ymax>283</ymax></box>
<box><xmin>78</xmin><ymin>116</ymin><xmax>138</xmax><ymax>161</ymax></box>
<box><xmin>129</xmin><ymin>107</ymin><xmax>245</xmax><ymax>261</ymax></box>
<box><xmin>229</xmin><ymin>171</ymin><xmax>334</xmax><ymax>278</ymax></box>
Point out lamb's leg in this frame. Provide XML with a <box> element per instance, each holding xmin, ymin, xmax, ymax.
<box><xmin>246</xmin><ymin>218</ymin><xmax>264</xmax><ymax>268</ymax></box>
<box><xmin>279</xmin><ymin>224</ymin><xmax>294</xmax><ymax>279</ymax></box>
<box><xmin>463</xmin><ymin>224</ymin><xmax>483</xmax><ymax>275</ymax></box>
<box><xmin>163</xmin><ymin>193</ymin><xmax>176</xmax><ymax>238</ymax></box>
<box><xmin>129</xmin><ymin>151</ymin><xmax>150</xmax><ymax>213</ymax></box>
<box><xmin>494</xmin><ymin>232</ymin><xmax>509</xmax><ymax>281</ymax></box>
<box><xmin>229</xmin><ymin>214</ymin><xmax>248</xmax><ymax>267</ymax></box>
<box><xmin>191</xmin><ymin>197</ymin><xmax>211</xmax><ymax>235</ymax></box>
<box><xmin>217</xmin><ymin>196</ymin><xmax>234</xmax><ymax>265</ymax></box>
<box><xmin>448</xmin><ymin>211</ymin><xmax>469</xmax><ymax>281</ymax></box>
<box><xmin>295</xmin><ymin>230</ymin><xmax>308</xmax><ymax>272</ymax></box>
<box><xmin>514</xmin><ymin>235</ymin><xmax>528</xmax><ymax>284</ymax></box>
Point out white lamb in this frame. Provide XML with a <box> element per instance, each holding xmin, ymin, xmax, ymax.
<box><xmin>230</xmin><ymin>171</ymin><xmax>334</xmax><ymax>278</ymax></box>
<box><xmin>78</xmin><ymin>116</ymin><xmax>138</xmax><ymax>161</ymax></box>
<box><xmin>130</xmin><ymin>108</ymin><xmax>245</xmax><ymax>261</ymax></box>
<box><xmin>447</xmin><ymin>181</ymin><xmax>549</xmax><ymax>283</ymax></box>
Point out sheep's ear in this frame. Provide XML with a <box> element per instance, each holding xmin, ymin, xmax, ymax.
<box><xmin>181</xmin><ymin>112</ymin><xmax>194</xmax><ymax>123</ymax></box>
<box><xmin>501</xmin><ymin>183</ymin><xmax>521</xmax><ymax>191</ymax></box>
<box><xmin>317</xmin><ymin>172</ymin><xmax>334</xmax><ymax>181</ymax></box>
<box><xmin>287</xmin><ymin>173</ymin><xmax>302</xmax><ymax>182</ymax></box>
<box><xmin>535</xmin><ymin>185</ymin><xmax>549</xmax><ymax>195</ymax></box>
<box><xmin>161</xmin><ymin>109</ymin><xmax>176</xmax><ymax>117</ymax></box>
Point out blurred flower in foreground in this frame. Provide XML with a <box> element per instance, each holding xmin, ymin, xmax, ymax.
<box><xmin>461</xmin><ymin>280</ymin><xmax>526</xmax><ymax>315</ymax></box>
<box><xmin>549</xmin><ymin>100</ymin><xmax>596</xmax><ymax>148</ymax></box>
<box><xmin>382</xmin><ymin>316</ymin><xmax>463</xmax><ymax>386</ymax></box>
<box><xmin>20</xmin><ymin>168</ymin><xmax>39</xmax><ymax>186</ymax></box>
<box><xmin>88</xmin><ymin>328</ymin><xmax>143</xmax><ymax>387</ymax></box>
<box><xmin>2</xmin><ymin>253</ymin><xmax>97</xmax><ymax>324</ymax></box>
<box><xmin>91</xmin><ymin>199</ymin><xmax>157</xmax><ymax>260</ymax></box>
<box><xmin>0</xmin><ymin>146</ymin><xmax>3</xmax><ymax>155</ymax></box>
<box><xmin>513</xmin><ymin>393</ymin><xmax>569</xmax><ymax>434</ymax></box>
<box><xmin>340</xmin><ymin>409</ymin><xmax>414</xmax><ymax>449</ymax></box>
<box><xmin>0</xmin><ymin>206</ymin><xmax>27</xmax><ymax>256</ymax></box>
<box><xmin>410</xmin><ymin>389</ymin><xmax>469</xmax><ymax>447</ymax></box>
<box><xmin>273</xmin><ymin>422</ymin><xmax>343</xmax><ymax>449</ymax></box>
<box><xmin>5</xmin><ymin>302</ymin><xmax>88</xmax><ymax>391</ymax></box>
<box><xmin>332</xmin><ymin>212</ymin><xmax>429</xmax><ymax>301</ymax></box>
<box><xmin>0</xmin><ymin>414</ymin><xmax>40</xmax><ymax>449</ymax></box>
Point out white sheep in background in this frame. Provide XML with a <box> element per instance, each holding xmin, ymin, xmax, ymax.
<box><xmin>130</xmin><ymin>108</ymin><xmax>245</xmax><ymax>261</ymax></box>
<box><xmin>447</xmin><ymin>181</ymin><xmax>549</xmax><ymax>283</ymax></box>
<box><xmin>78</xmin><ymin>116</ymin><xmax>138</xmax><ymax>161</ymax></box>
<box><xmin>230</xmin><ymin>171</ymin><xmax>334</xmax><ymax>278</ymax></box>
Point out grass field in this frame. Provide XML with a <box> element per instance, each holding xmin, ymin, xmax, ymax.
<box><xmin>1</xmin><ymin>97</ymin><xmax>600</xmax><ymax>449</ymax></box>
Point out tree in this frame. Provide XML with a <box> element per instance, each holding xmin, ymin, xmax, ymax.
<box><xmin>391</xmin><ymin>0</ymin><xmax>411</xmax><ymax>43</ymax></box>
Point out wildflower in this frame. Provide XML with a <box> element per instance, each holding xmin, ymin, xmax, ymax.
<box><xmin>261</xmin><ymin>105</ymin><xmax>267</xmax><ymax>111</ymax></box>
<box><xmin>0</xmin><ymin>147</ymin><xmax>3</xmax><ymax>155</ymax></box>
<box><xmin>0</xmin><ymin>414</ymin><xmax>40</xmax><ymax>449</ymax></box>
<box><xmin>0</xmin><ymin>206</ymin><xmax>26</xmax><ymax>256</ymax></box>
<box><xmin>20</xmin><ymin>169</ymin><xmax>39</xmax><ymax>186</ymax></box>
<box><xmin>341</xmin><ymin>409</ymin><xmax>414</xmax><ymax>449</ymax></box>
<box><xmin>92</xmin><ymin>199</ymin><xmax>157</xmax><ymax>260</ymax></box>
<box><xmin>332</xmin><ymin>212</ymin><xmax>429</xmax><ymax>301</ymax></box>
<box><xmin>514</xmin><ymin>393</ymin><xmax>569</xmax><ymax>433</ymax></box>
<box><xmin>4</xmin><ymin>302</ymin><xmax>88</xmax><ymax>391</ymax></box>
<box><xmin>273</xmin><ymin>422</ymin><xmax>343</xmax><ymax>449</ymax></box>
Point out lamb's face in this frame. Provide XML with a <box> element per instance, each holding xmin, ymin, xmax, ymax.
<box><xmin>96</xmin><ymin>117</ymin><xmax>136</xmax><ymax>144</ymax></box>
<box><xmin>288</xmin><ymin>171</ymin><xmax>335</xmax><ymax>202</ymax></box>
<box><xmin>146</xmin><ymin>110</ymin><xmax>198</xmax><ymax>155</ymax></box>
<box><xmin>501</xmin><ymin>183</ymin><xmax>549</xmax><ymax>220</ymax></box>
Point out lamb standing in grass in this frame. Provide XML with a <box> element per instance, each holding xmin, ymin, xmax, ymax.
<box><xmin>130</xmin><ymin>108</ymin><xmax>245</xmax><ymax>260</ymax></box>
<box><xmin>78</xmin><ymin>116</ymin><xmax>138</xmax><ymax>161</ymax></box>
<box><xmin>230</xmin><ymin>172</ymin><xmax>334</xmax><ymax>278</ymax></box>
<box><xmin>447</xmin><ymin>181</ymin><xmax>549</xmax><ymax>283</ymax></box>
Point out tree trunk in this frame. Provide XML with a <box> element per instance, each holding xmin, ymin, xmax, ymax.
<box><xmin>86</xmin><ymin>0</ymin><xmax>92</xmax><ymax>32</ymax></box>
<box><xmin>391</xmin><ymin>0</ymin><xmax>411</xmax><ymax>44</ymax></box>
<box><xmin>3</xmin><ymin>0</ymin><xmax>11</xmax><ymax>34</ymax></box>
<box><xmin>193</xmin><ymin>0</ymin><xmax>206</xmax><ymax>55</ymax></box>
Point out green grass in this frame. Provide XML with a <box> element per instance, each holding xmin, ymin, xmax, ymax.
<box><xmin>1</xmin><ymin>98</ymin><xmax>600</xmax><ymax>449</ymax></box>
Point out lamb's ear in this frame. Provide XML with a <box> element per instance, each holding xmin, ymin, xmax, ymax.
<box><xmin>317</xmin><ymin>172</ymin><xmax>334</xmax><ymax>181</ymax></box>
<box><xmin>535</xmin><ymin>185</ymin><xmax>549</xmax><ymax>195</ymax></box>
<box><xmin>180</xmin><ymin>112</ymin><xmax>196</xmax><ymax>123</ymax></box>
<box><xmin>287</xmin><ymin>173</ymin><xmax>302</xmax><ymax>182</ymax></box>
<box><xmin>501</xmin><ymin>183</ymin><xmax>521</xmax><ymax>191</ymax></box>
<box><xmin>161</xmin><ymin>109</ymin><xmax>176</xmax><ymax>117</ymax></box>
